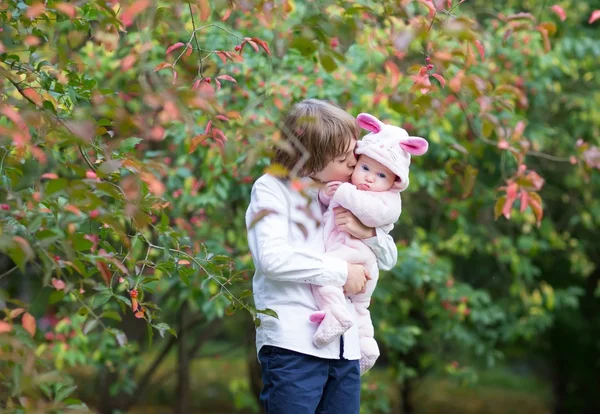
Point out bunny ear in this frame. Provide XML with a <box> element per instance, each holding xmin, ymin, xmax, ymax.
<box><xmin>357</xmin><ymin>113</ymin><xmax>384</xmax><ymax>133</ymax></box>
<box><xmin>400</xmin><ymin>137</ymin><xmax>429</xmax><ymax>156</ymax></box>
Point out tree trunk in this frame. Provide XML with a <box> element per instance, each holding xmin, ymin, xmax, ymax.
<box><xmin>175</xmin><ymin>303</ymin><xmax>190</xmax><ymax>414</ymax></box>
<box><xmin>246</xmin><ymin>322</ymin><xmax>263</xmax><ymax>409</ymax></box>
<box><xmin>401</xmin><ymin>378</ymin><xmax>414</xmax><ymax>414</ymax></box>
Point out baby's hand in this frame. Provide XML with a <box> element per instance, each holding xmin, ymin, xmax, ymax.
<box><xmin>324</xmin><ymin>181</ymin><xmax>342</xmax><ymax>198</ymax></box>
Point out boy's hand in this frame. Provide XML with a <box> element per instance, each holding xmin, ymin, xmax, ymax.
<box><xmin>334</xmin><ymin>207</ymin><xmax>376</xmax><ymax>239</ymax></box>
<box><xmin>344</xmin><ymin>263</ymin><xmax>371</xmax><ymax>295</ymax></box>
<box><xmin>323</xmin><ymin>181</ymin><xmax>342</xmax><ymax>198</ymax></box>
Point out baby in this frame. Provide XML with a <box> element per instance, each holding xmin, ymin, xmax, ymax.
<box><xmin>310</xmin><ymin>113</ymin><xmax>428</xmax><ymax>374</ymax></box>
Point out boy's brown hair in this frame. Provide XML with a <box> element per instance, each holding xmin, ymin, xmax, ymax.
<box><xmin>273</xmin><ymin>99</ymin><xmax>360</xmax><ymax>177</ymax></box>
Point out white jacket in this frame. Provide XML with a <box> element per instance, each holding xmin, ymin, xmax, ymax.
<box><xmin>246</xmin><ymin>174</ymin><xmax>398</xmax><ymax>360</ymax></box>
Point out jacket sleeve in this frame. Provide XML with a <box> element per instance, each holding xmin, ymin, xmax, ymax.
<box><xmin>246</xmin><ymin>177</ymin><xmax>348</xmax><ymax>287</ymax></box>
<box><xmin>332</xmin><ymin>183</ymin><xmax>402</xmax><ymax>227</ymax></box>
<box><xmin>363</xmin><ymin>228</ymin><xmax>398</xmax><ymax>271</ymax></box>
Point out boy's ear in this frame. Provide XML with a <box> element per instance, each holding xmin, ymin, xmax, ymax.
<box><xmin>357</xmin><ymin>113</ymin><xmax>383</xmax><ymax>134</ymax></box>
<box><xmin>399</xmin><ymin>137</ymin><xmax>429</xmax><ymax>156</ymax></box>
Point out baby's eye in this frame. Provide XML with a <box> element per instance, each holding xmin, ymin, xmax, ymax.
<box><xmin>361</xmin><ymin>165</ymin><xmax>369</xmax><ymax>171</ymax></box>
<box><xmin>378</xmin><ymin>173</ymin><xmax>387</xmax><ymax>179</ymax></box>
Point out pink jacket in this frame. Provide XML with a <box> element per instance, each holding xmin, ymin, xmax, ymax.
<box><xmin>321</xmin><ymin>182</ymin><xmax>401</xmax><ymax>263</ymax></box>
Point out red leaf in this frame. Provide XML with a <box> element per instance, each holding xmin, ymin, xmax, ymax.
<box><xmin>215</xmin><ymin>79</ymin><xmax>222</xmax><ymax>90</ymax></box>
<box><xmin>252</xmin><ymin>37</ymin><xmax>272</xmax><ymax>55</ymax></box>
<box><xmin>513</xmin><ymin>121</ymin><xmax>526</xmax><ymax>140</ymax></box>
<box><xmin>246</xmin><ymin>39</ymin><xmax>260</xmax><ymax>52</ymax></box>
<box><xmin>216</xmin><ymin>115</ymin><xmax>229</xmax><ymax>121</ymax></box>
<box><xmin>41</xmin><ymin>172</ymin><xmax>59</xmax><ymax>179</ymax></box>
<box><xmin>474</xmin><ymin>40</ymin><xmax>485</xmax><ymax>62</ymax></box>
<box><xmin>384</xmin><ymin>61</ymin><xmax>401</xmax><ymax>88</ymax></box>
<box><xmin>204</xmin><ymin>120</ymin><xmax>212</xmax><ymax>134</ymax></box>
<box><xmin>198</xmin><ymin>0</ymin><xmax>210</xmax><ymax>21</ymax></box>
<box><xmin>22</xmin><ymin>312</ymin><xmax>36</xmax><ymax>337</ymax></box>
<box><xmin>192</xmin><ymin>79</ymin><xmax>202</xmax><ymax>90</ymax></box>
<box><xmin>550</xmin><ymin>5</ymin><xmax>566</xmax><ymax>21</ymax></box>
<box><xmin>121</xmin><ymin>0</ymin><xmax>150</xmax><ymax>27</ymax></box>
<box><xmin>589</xmin><ymin>10</ymin><xmax>600</xmax><ymax>24</ymax></box>
<box><xmin>166</xmin><ymin>42</ymin><xmax>185</xmax><ymax>54</ymax></box>
<box><xmin>519</xmin><ymin>190</ymin><xmax>529</xmax><ymax>213</ymax></box>
<box><xmin>140</xmin><ymin>172</ymin><xmax>166</xmax><ymax>196</ymax></box>
<box><xmin>55</xmin><ymin>3</ymin><xmax>76</xmax><ymax>18</ymax></box>
<box><xmin>185</xmin><ymin>44</ymin><xmax>193</xmax><ymax>57</ymax></box>
<box><xmin>447</xmin><ymin>0</ymin><xmax>452</xmax><ymax>9</ymax></box>
<box><xmin>154</xmin><ymin>62</ymin><xmax>173</xmax><ymax>72</ymax></box>
<box><xmin>212</xmin><ymin>128</ymin><xmax>228</xmax><ymax>142</ymax></box>
<box><xmin>527</xmin><ymin>192</ymin><xmax>544</xmax><ymax>226</ymax></box>
<box><xmin>503</xmin><ymin>28</ymin><xmax>514</xmax><ymax>44</ymax></box>
<box><xmin>217</xmin><ymin>74</ymin><xmax>237</xmax><ymax>83</ymax></box>
<box><xmin>216</xmin><ymin>51</ymin><xmax>228</xmax><ymax>64</ymax></box>
<box><xmin>222</xmin><ymin>8</ymin><xmax>232</xmax><ymax>21</ymax></box>
<box><xmin>172</xmin><ymin>70</ymin><xmax>178</xmax><ymax>85</ymax></box>
<box><xmin>502</xmin><ymin>182</ymin><xmax>518</xmax><ymax>219</ymax></box>
<box><xmin>22</xmin><ymin>88</ymin><xmax>43</xmax><ymax>107</ymax></box>
<box><xmin>10</xmin><ymin>308</ymin><xmax>25</xmax><ymax>319</ymax></box>
<box><xmin>190</xmin><ymin>134</ymin><xmax>209</xmax><ymax>153</ymax></box>
<box><xmin>431</xmin><ymin>73</ymin><xmax>446</xmax><ymax>88</ymax></box>
<box><xmin>418</xmin><ymin>0</ymin><xmax>436</xmax><ymax>18</ymax></box>
<box><xmin>0</xmin><ymin>321</ymin><xmax>12</xmax><ymax>333</ymax></box>
<box><xmin>98</xmin><ymin>262</ymin><xmax>111</xmax><ymax>285</ymax></box>
<box><xmin>498</xmin><ymin>139</ymin><xmax>510</xmax><ymax>149</ymax></box>
<box><xmin>26</xmin><ymin>3</ymin><xmax>46</xmax><ymax>19</ymax></box>
<box><xmin>52</xmin><ymin>278</ymin><xmax>66</xmax><ymax>290</ymax></box>
<box><xmin>525</xmin><ymin>170</ymin><xmax>545</xmax><ymax>191</ymax></box>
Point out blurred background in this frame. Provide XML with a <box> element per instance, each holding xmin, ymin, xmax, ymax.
<box><xmin>1</xmin><ymin>0</ymin><xmax>599</xmax><ymax>413</ymax></box>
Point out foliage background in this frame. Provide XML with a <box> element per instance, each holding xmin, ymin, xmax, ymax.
<box><xmin>1</xmin><ymin>0</ymin><xmax>599</xmax><ymax>413</ymax></box>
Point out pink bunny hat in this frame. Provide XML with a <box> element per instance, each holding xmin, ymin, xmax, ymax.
<box><xmin>355</xmin><ymin>113</ymin><xmax>428</xmax><ymax>192</ymax></box>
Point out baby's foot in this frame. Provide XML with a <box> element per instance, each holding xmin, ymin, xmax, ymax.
<box><xmin>312</xmin><ymin>305</ymin><xmax>353</xmax><ymax>348</ymax></box>
<box><xmin>359</xmin><ymin>337</ymin><xmax>380</xmax><ymax>375</ymax></box>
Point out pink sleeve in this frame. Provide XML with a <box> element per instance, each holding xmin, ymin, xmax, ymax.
<box><xmin>318</xmin><ymin>188</ymin><xmax>332</xmax><ymax>207</ymax></box>
<box><xmin>332</xmin><ymin>183</ymin><xmax>402</xmax><ymax>228</ymax></box>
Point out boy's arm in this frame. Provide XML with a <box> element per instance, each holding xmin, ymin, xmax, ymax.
<box><xmin>246</xmin><ymin>177</ymin><xmax>347</xmax><ymax>287</ymax></box>
<box><xmin>332</xmin><ymin>183</ymin><xmax>402</xmax><ymax>227</ymax></box>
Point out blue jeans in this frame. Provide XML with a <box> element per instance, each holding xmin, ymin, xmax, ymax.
<box><xmin>258</xmin><ymin>342</ymin><xmax>361</xmax><ymax>414</ymax></box>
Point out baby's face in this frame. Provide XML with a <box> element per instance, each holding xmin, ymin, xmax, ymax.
<box><xmin>351</xmin><ymin>155</ymin><xmax>396</xmax><ymax>192</ymax></box>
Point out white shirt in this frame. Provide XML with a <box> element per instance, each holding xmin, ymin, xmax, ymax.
<box><xmin>246</xmin><ymin>174</ymin><xmax>398</xmax><ymax>360</ymax></box>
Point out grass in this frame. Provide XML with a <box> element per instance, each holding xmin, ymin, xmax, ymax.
<box><xmin>72</xmin><ymin>341</ymin><xmax>552</xmax><ymax>413</ymax></box>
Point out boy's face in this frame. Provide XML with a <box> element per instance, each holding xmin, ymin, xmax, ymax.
<box><xmin>312</xmin><ymin>139</ymin><xmax>357</xmax><ymax>183</ymax></box>
<box><xmin>351</xmin><ymin>155</ymin><xmax>396</xmax><ymax>192</ymax></box>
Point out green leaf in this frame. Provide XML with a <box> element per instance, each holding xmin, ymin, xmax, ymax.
<box><xmin>55</xmin><ymin>385</ymin><xmax>77</xmax><ymax>402</ymax></box>
<box><xmin>494</xmin><ymin>196</ymin><xmax>506</xmax><ymax>220</ymax></box>
<box><xmin>462</xmin><ymin>166</ymin><xmax>478</xmax><ymax>199</ymax></box>
<box><xmin>257</xmin><ymin>308</ymin><xmax>278</xmax><ymax>319</ymax></box>
<box><xmin>46</xmin><ymin>178</ymin><xmax>68</xmax><ymax>195</ymax></box>
<box><xmin>97</xmin><ymin>160</ymin><xmax>123</xmax><ymax>175</ymax></box>
<box><xmin>290</xmin><ymin>37</ymin><xmax>318</xmax><ymax>56</ymax></box>
<box><xmin>154</xmin><ymin>322</ymin><xmax>171</xmax><ymax>338</ymax></box>
<box><xmin>83</xmin><ymin>319</ymin><xmax>98</xmax><ymax>334</ymax></box>
<box><xmin>318</xmin><ymin>50</ymin><xmax>337</xmax><ymax>72</ymax></box>
<box><xmin>70</xmin><ymin>233</ymin><xmax>94</xmax><ymax>251</ymax></box>
<box><xmin>118</xmin><ymin>137</ymin><xmax>143</xmax><ymax>154</ymax></box>
<box><xmin>101</xmin><ymin>311</ymin><xmax>122</xmax><ymax>322</ymax></box>
<box><xmin>92</xmin><ymin>291</ymin><xmax>113</xmax><ymax>309</ymax></box>
<box><xmin>49</xmin><ymin>291</ymin><xmax>66</xmax><ymax>304</ymax></box>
